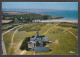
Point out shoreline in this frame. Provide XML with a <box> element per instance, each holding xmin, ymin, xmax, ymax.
<box><xmin>40</xmin><ymin>19</ymin><xmax>78</xmax><ymax>23</ymax></box>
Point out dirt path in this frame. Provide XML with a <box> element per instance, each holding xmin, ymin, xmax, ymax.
<box><xmin>9</xmin><ymin>27</ymin><xmax>21</xmax><ymax>54</ymax></box>
<box><xmin>9</xmin><ymin>24</ymin><xmax>32</xmax><ymax>55</ymax></box>
<box><xmin>20</xmin><ymin>23</ymin><xmax>77</xmax><ymax>55</ymax></box>
<box><xmin>53</xmin><ymin>26</ymin><xmax>78</xmax><ymax>40</ymax></box>
<box><xmin>9</xmin><ymin>24</ymin><xmax>28</xmax><ymax>54</ymax></box>
<box><xmin>31</xmin><ymin>23</ymin><xmax>60</xmax><ymax>55</ymax></box>
<box><xmin>20</xmin><ymin>50</ymin><xmax>26</xmax><ymax>55</ymax></box>
<box><xmin>57</xmin><ymin>26</ymin><xmax>78</xmax><ymax>40</ymax></box>
<box><xmin>43</xmin><ymin>23</ymin><xmax>60</xmax><ymax>35</ymax></box>
<box><xmin>67</xmin><ymin>31</ymin><xmax>78</xmax><ymax>40</ymax></box>
<box><xmin>2</xmin><ymin>25</ymin><xmax>23</xmax><ymax>55</ymax></box>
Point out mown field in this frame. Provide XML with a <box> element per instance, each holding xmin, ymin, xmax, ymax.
<box><xmin>3</xmin><ymin>22</ymin><xmax>78</xmax><ymax>55</ymax></box>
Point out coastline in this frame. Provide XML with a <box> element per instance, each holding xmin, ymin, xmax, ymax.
<box><xmin>40</xmin><ymin>19</ymin><xmax>78</xmax><ymax>23</ymax></box>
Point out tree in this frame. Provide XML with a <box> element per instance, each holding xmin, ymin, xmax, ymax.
<box><xmin>42</xmin><ymin>15</ymin><xmax>50</xmax><ymax>20</ymax></box>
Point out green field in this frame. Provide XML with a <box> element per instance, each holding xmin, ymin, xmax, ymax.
<box><xmin>3</xmin><ymin>22</ymin><xmax>78</xmax><ymax>55</ymax></box>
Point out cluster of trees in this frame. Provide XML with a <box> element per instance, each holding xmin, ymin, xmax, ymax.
<box><xmin>2</xmin><ymin>13</ymin><xmax>51</xmax><ymax>23</ymax></box>
<box><xmin>20</xmin><ymin>37</ymin><xmax>30</xmax><ymax>51</ymax></box>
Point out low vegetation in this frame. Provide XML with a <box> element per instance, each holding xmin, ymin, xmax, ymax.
<box><xmin>18</xmin><ymin>23</ymin><xmax>46</xmax><ymax>32</ymax></box>
<box><xmin>3</xmin><ymin>22</ymin><xmax>78</xmax><ymax>55</ymax></box>
<box><xmin>59</xmin><ymin>22</ymin><xmax>78</xmax><ymax>28</ymax></box>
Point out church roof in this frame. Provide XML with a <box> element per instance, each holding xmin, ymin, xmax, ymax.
<box><xmin>34</xmin><ymin>47</ymin><xmax>50</xmax><ymax>51</ymax></box>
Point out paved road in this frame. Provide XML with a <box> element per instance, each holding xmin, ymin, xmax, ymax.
<box><xmin>2</xmin><ymin>25</ymin><xmax>23</xmax><ymax>55</ymax></box>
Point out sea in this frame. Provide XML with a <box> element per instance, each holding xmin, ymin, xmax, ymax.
<box><xmin>40</xmin><ymin>10</ymin><xmax>78</xmax><ymax>20</ymax></box>
<box><xmin>3</xmin><ymin>9</ymin><xmax>78</xmax><ymax>20</ymax></box>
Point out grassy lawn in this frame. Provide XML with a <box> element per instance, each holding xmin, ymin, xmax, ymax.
<box><xmin>3</xmin><ymin>22</ymin><xmax>78</xmax><ymax>55</ymax></box>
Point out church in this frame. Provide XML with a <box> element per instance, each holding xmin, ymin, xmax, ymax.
<box><xmin>28</xmin><ymin>29</ymin><xmax>51</xmax><ymax>52</ymax></box>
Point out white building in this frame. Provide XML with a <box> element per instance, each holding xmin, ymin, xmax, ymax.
<box><xmin>28</xmin><ymin>29</ymin><xmax>50</xmax><ymax>51</ymax></box>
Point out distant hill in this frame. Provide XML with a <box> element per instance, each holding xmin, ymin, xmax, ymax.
<box><xmin>2</xmin><ymin>9</ymin><xmax>57</xmax><ymax>13</ymax></box>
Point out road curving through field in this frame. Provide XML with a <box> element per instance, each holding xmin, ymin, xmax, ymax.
<box><xmin>2</xmin><ymin>24</ymin><xmax>28</xmax><ymax>55</ymax></box>
<box><xmin>9</xmin><ymin>24</ymin><xmax>28</xmax><ymax>54</ymax></box>
<box><xmin>2</xmin><ymin>24</ymin><xmax>23</xmax><ymax>55</ymax></box>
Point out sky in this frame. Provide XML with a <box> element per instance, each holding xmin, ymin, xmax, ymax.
<box><xmin>2</xmin><ymin>2</ymin><xmax>78</xmax><ymax>11</ymax></box>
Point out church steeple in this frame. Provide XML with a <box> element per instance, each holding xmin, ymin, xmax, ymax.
<box><xmin>35</xmin><ymin>29</ymin><xmax>40</xmax><ymax>38</ymax></box>
<box><xmin>36</xmin><ymin>29</ymin><xmax>39</xmax><ymax>36</ymax></box>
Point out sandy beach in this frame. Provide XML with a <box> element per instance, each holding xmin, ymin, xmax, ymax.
<box><xmin>40</xmin><ymin>19</ymin><xmax>78</xmax><ymax>23</ymax></box>
<box><xmin>2</xmin><ymin>20</ymin><xmax>13</xmax><ymax>24</ymax></box>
